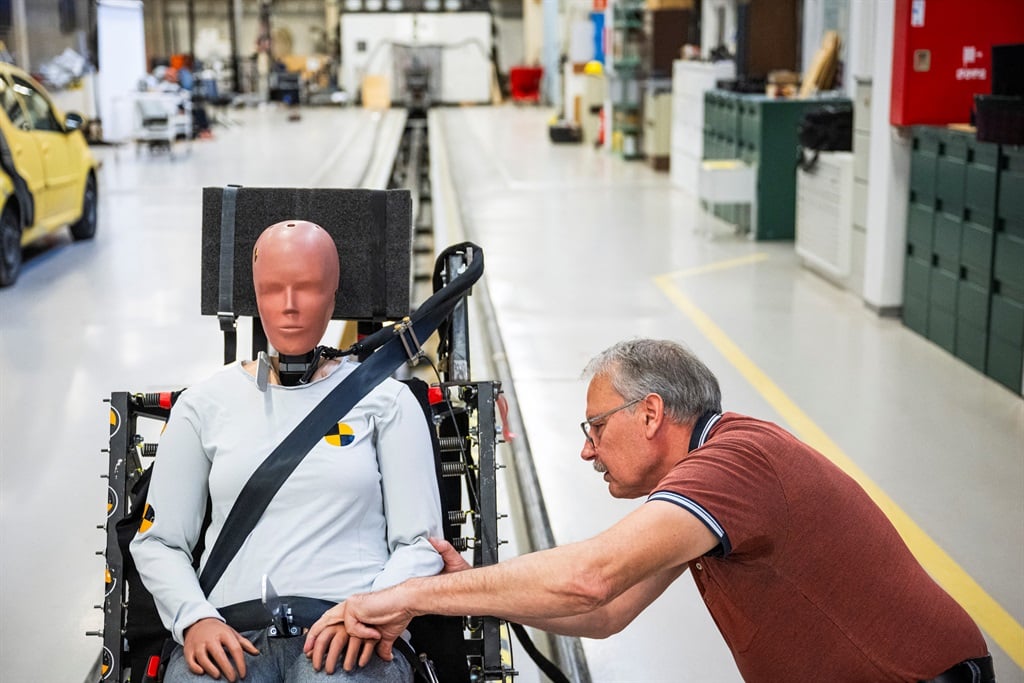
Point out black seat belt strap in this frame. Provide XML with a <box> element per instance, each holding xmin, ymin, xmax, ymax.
<box><xmin>509</xmin><ymin>622</ymin><xmax>571</xmax><ymax>683</ymax></box>
<box><xmin>217</xmin><ymin>185</ymin><xmax>241</xmax><ymax>365</ymax></box>
<box><xmin>198</xmin><ymin>242</ymin><xmax>483</xmax><ymax>596</ymax></box>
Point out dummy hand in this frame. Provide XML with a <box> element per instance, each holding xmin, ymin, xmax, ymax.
<box><xmin>429</xmin><ymin>537</ymin><xmax>471</xmax><ymax>573</ymax></box>
<box><xmin>182</xmin><ymin>618</ymin><xmax>259</xmax><ymax>682</ymax></box>
<box><xmin>305</xmin><ymin>590</ymin><xmax>415</xmax><ymax>665</ymax></box>
<box><xmin>303</xmin><ymin>604</ymin><xmax>378</xmax><ymax>674</ymax></box>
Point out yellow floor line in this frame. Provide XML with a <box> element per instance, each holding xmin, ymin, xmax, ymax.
<box><xmin>654</xmin><ymin>269</ymin><xmax>1024</xmax><ymax>670</ymax></box>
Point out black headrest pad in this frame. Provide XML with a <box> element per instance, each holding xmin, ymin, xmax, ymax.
<box><xmin>200</xmin><ymin>187</ymin><xmax>412</xmax><ymax>321</ymax></box>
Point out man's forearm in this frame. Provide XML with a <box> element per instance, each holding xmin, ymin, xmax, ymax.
<box><xmin>501</xmin><ymin>563</ymin><xmax>689</xmax><ymax>638</ymax></box>
<box><xmin>399</xmin><ymin>543</ymin><xmax>611</xmax><ymax>624</ymax></box>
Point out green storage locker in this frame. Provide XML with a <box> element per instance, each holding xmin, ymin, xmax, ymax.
<box><xmin>903</xmin><ymin>256</ymin><xmax>931</xmax><ymax>336</ymax></box>
<box><xmin>956</xmin><ymin>322</ymin><xmax>988</xmax><ymax>372</ymax></box>
<box><xmin>928</xmin><ymin>266</ymin><xmax>957</xmax><ymax>351</ymax></box>
<box><xmin>929</xmin><ymin>266</ymin><xmax>958</xmax><ymax>310</ymax></box>
<box><xmin>910</xmin><ymin>127</ymin><xmax>940</xmax><ymax>208</ymax></box>
<box><xmin>993</xmin><ymin>232</ymin><xmax>1024</xmax><ymax>302</ymax></box>
<box><xmin>957</xmin><ymin>281</ymin><xmax>990</xmax><ymax>328</ymax></box>
<box><xmin>964</xmin><ymin>138</ymin><xmax>999</xmax><ymax>229</ymax></box>
<box><xmin>903</xmin><ymin>293</ymin><xmax>929</xmax><ymax>337</ymax></box>
<box><xmin>955</xmin><ymin>281</ymin><xmax>990</xmax><ymax>372</ymax></box>
<box><xmin>989</xmin><ymin>293</ymin><xmax>1024</xmax><ymax>344</ymax></box>
<box><xmin>907</xmin><ymin>203</ymin><xmax>935</xmax><ymax>260</ymax></box>
<box><xmin>904</xmin><ymin>255</ymin><xmax>931</xmax><ymax>299</ymax></box>
<box><xmin>998</xmin><ymin>146</ymin><xmax>1024</xmax><ymax>239</ymax></box>
<box><xmin>987</xmin><ymin>335</ymin><xmax>1023</xmax><ymax>393</ymax></box>
<box><xmin>960</xmin><ymin>222</ymin><xmax>994</xmax><ymax>286</ymax></box>
<box><xmin>933</xmin><ymin>212</ymin><xmax>962</xmax><ymax>272</ymax></box>
<box><xmin>928</xmin><ymin>303</ymin><xmax>957</xmax><ymax>353</ymax></box>
<box><xmin>987</xmin><ymin>293</ymin><xmax>1024</xmax><ymax>394</ymax></box>
<box><xmin>903</xmin><ymin>129</ymin><xmax>1024</xmax><ymax>394</ymax></box>
<box><xmin>701</xmin><ymin>91</ymin><xmax>851</xmax><ymax>240</ymax></box>
<box><xmin>935</xmin><ymin>130</ymin><xmax>967</xmax><ymax>217</ymax></box>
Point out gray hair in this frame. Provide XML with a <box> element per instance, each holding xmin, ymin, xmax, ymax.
<box><xmin>583</xmin><ymin>339</ymin><xmax>722</xmax><ymax>424</ymax></box>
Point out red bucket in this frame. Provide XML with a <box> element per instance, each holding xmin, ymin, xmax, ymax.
<box><xmin>509</xmin><ymin>66</ymin><xmax>543</xmax><ymax>103</ymax></box>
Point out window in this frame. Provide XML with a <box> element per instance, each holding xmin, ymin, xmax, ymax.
<box><xmin>0</xmin><ymin>75</ymin><xmax>29</xmax><ymax>130</ymax></box>
<box><xmin>12</xmin><ymin>76</ymin><xmax>60</xmax><ymax>132</ymax></box>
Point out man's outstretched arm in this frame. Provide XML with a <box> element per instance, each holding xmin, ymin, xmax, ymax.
<box><xmin>305</xmin><ymin>499</ymin><xmax>716</xmax><ymax>660</ymax></box>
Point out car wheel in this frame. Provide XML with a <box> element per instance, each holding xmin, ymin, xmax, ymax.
<box><xmin>70</xmin><ymin>174</ymin><xmax>97</xmax><ymax>241</ymax></box>
<box><xmin>0</xmin><ymin>202</ymin><xmax>22</xmax><ymax>287</ymax></box>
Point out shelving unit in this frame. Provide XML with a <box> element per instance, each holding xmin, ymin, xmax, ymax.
<box><xmin>670</xmin><ymin>59</ymin><xmax>736</xmax><ymax>193</ymax></box>
<box><xmin>606</xmin><ymin>0</ymin><xmax>646</xmax><ymax>159</ymax></box>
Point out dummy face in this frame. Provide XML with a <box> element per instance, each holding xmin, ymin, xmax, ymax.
<box><xmin>252</xmin><ymin>220</ymin><xmax>339</xmax><ymax>356</ymax></box>
<box><xmin>579</xmin><ymin>372</ymin><xmax>657</xmax><ymax>499</ymax></box>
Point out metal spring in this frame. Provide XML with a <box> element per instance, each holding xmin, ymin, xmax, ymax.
<box><xmin>441</xmin><ymin>461</ymin><xmax>466</xmax><ymax>477</ymax></box>
<box><xmin>140</xmin><ymin>444</ymin><xmax>158</xmax><ymax>457</ymax></box>
<box><xmin>447</xmin><ymin>510</ymin><xmax>471</xmax><ymax>525</ymax></box>
<box><xmin>437</xmin><ymin>436</ymin><xmax>465</xmax><ymax>452</ymax></box>
<box><xmin>451</xmin><ymin>537</ymin><xmax>470</xmax><ymax>552</ymax></box>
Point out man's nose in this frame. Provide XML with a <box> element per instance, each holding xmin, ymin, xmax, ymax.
<box><xmin>580</xmin><ymin>439</ymin><xmax>596</xmax><ymax>461</ymax></box>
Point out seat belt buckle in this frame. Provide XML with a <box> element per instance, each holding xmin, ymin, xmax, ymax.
<box><xmin>262</xmin><ymin>574</ymin><xmax>301</xmax><ymax>638</ymax></box>
<box><xmin>393</xmin><ymin>317</ymin><xmax>425</xmax><ymax>367</ymax></box>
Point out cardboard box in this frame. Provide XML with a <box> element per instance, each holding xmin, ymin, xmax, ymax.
<box><xmin>362</xmin><ymin>75</ymin><xmax>390</xmax><ymax>110</ymax></box>
<box><xmin>645</xmin><ymin>0</ymin><xmax>693</xmax><ymax>11</ymax></box>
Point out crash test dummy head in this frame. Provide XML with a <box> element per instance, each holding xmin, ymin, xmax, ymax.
<box><xmin>252</xmin><ymin>220</ymin><xmax>339</xmax><ymax>357</ymax></box>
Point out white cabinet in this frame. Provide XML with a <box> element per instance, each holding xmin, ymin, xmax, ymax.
<box><xmin>796</xmin><ymin>152</ymin><xmax>856</xmax><ymax>283</ymax></box>
<box><xmin>669</xmin><ymin>59</ymin><xmax>735</xmax><ymax>193</ymax></box>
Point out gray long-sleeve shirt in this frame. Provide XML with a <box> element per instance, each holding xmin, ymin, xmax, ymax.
<box><xmin>130</xmin><ymin>359</ymin><xmax>444</xmax><ymax>643</ymax></box>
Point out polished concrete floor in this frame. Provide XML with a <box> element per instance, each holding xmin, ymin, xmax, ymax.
<box><xmin>0</xmin><ymin>104</ymin><xmax>1021</xmax><ymax>682</ymax></box>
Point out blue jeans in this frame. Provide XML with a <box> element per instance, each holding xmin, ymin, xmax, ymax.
<box><xmin>163</xmin><ymin>630</ymin><xmax>413</xmax><ymax>683</ymax></box>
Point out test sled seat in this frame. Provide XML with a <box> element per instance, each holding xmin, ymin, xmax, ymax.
<box><xmin>97</xmin><ymin>185</ymin><xmax>520</xmax><ymax>683</ymax></box>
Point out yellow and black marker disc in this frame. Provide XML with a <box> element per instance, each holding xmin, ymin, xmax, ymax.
<box><xmin>107</xmin><ymin>487</ymin><xmax>117</xmax><ymax>519</ymax></box>
<box><xmin>139</xmin><ymin>503</ymin><xmax>155</xmax><ymax>533</ymax></box>
<box><xmin>109</xmin><ymin>406</ymin><xmax>121</xmax><ymax>438</ymax></box>
<box><xmin>101</xmin><ymin>647</ymin><xmax>113</xmax><ymax>679</ymax></box>
<box><xmin>323</xmin><ymin>422</ymin><xmax>355</xmax><ymax>447</ymax></box>
<box><xmin>104</xmin><ymin>565</ymin><xmax>116</xmax><ymax>598</ymax></box>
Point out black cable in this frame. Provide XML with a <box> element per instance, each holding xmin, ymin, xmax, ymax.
<box><xmin>509</xmin><ymin>622</ymin><xmax>570</xmax><ymax>683</ymax></box>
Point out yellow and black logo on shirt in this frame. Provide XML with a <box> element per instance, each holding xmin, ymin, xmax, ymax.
<box><xmin>139</xmin><ymin>503</ymin><xmax>155</xmax><ymax>533</ymax></box>
<box><xmin>323</xmin><ymin>422</ymin><xmax>355</xmax><ymax>447</ymax></box>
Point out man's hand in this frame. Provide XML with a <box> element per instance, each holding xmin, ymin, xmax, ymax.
<box><xmin>304</xmin><ymin>617</ymin><xmax>377</xmax><ymax>674</ymax></box>
<box><xmin>429</xmin><ymin>537</ymin><xmax>471</xmax><ymax>573</ymax></box>
<box><xmin>182</xmin><ymin>618</ymin><xmax>259</xmax><ymax>682</ymax></box>
<box><xmin>305</xmin><ymin>588</ymin><xmax>416</xmax><ymax>665</ymax></box>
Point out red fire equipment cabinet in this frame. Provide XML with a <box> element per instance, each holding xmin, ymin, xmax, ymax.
<box><xmin>890</xmin><ymin>0</ymin><xmax>1024</xmax><ymax>127</ymax></box>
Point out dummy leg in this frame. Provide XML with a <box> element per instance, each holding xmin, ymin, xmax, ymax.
<box><xmin>281</xmin><ymin>636</ymin><xmax>413</xmax><ymax>683</ymax></box>
<box><xmin>162</xmin><ymin>630</ymin><xmax>279</xmax><ymax>682</ymax></box>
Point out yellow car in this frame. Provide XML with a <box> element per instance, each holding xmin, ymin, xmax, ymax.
<box><xmin>0</xmin><ymin>61</ymin><xmax>98</xmax><ymax>287</ymax></box>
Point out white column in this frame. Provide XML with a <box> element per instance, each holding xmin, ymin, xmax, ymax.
<box><xmin>96</xmin><ymin>0</ymin><xmax>147</xmax><ymax>142</ymax></box>
<box><xmin>846</xmin><ymin>0</ymin><xmax>875</xmax><ymax>87</ymax></box>
<box><xmin>542</xmin><ymin>0</ymin><xmax>560</xmax><ymax>106</ymax></box>
<box><xmin>524</xmin><ymin>0</ymin><xmax>543</xmax><ymax>64</ymax></box>
<box><xmin>862</xmin><ymin>0</ymin><xmax>910</xmax><ymax>313</ymax></box>
<box><xmin>11</xmin><ymin>0</ymin><xmax>29</xmax><ymax>68</ymax></box>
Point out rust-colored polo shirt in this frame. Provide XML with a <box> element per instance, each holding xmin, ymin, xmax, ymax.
<box><xmin>649</xmin><ymin>413</ymin><xmax>987</xmax><ymax>682</ymax></box>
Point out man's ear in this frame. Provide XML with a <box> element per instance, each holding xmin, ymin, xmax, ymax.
<box><xmin>641</xmin><ymin>393</ymin><xmax>664</xmax><ymax>439</ymax></box>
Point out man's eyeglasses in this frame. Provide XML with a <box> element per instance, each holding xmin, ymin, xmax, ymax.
<box><xmin>580</xmin><ymin>398</ymin><xmax>642</xmax><ymax>447</ymax></box>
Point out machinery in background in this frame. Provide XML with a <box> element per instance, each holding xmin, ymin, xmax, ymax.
<box><xmin>340</xmin><ymin>11</ymin><xmax>493</xmax><ymax>107</ymax></box>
